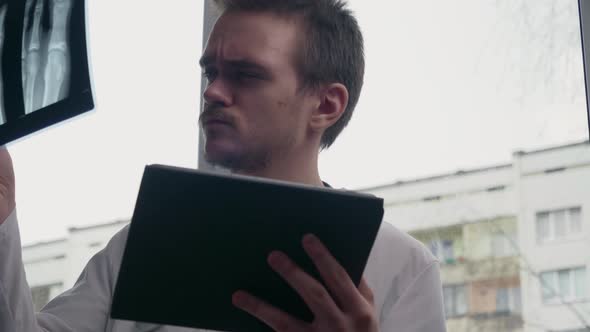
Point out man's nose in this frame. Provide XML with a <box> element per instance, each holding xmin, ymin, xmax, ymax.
<box><xmin>203</xmin><ymin>78</ymin><xmax>232</xmax><ymax>107</ymax></box>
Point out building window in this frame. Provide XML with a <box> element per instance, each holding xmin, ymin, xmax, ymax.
<box><xmin>540</xmin><ymin>267</ymin><xmax>587</xmax><ymax>303</ymax></box>
<box><xmin>536</xmin><ymin>207</ymin><xmax>583</xmax><ymax>244</ymax></box>
<box><xmin>443</xmin><ymin>284</ymin><xmax>467</xmax><ymax>317</ymax></box>
<box><xmin>30</xmin><ymin>286</ymin><xmax>51</xmax><ymax>312</ymax></box>
<box><xmin>429</xmin><ymin>239</ymin><xmax>460</xmax><ymax>264</ymax></box>
<box><xmin>30</xmin><ymin>283</ymin><xmax>62</xmax><ymax>312</ymax></box>
<box><xmin>496</xmin><ymin>287</ymin><xmax>521</xmax><ymax>313</ymax></box>
<box><xmin>491</xmin><ymin>232</ymin><xmax>517</xmax><ymax>257</ymax></box>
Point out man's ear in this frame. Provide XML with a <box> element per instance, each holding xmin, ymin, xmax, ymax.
<box><xmin>309</xmin><ymin>83</ymin><xmax>349</xmax><ymax>132</ymax></box>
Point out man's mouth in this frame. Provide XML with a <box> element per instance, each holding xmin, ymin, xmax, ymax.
<box><xmin>204</xmin><ymin>119</ymin><xmax>232</xmax><ymax>127</ymax></box>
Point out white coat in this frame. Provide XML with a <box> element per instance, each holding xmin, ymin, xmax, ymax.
<box><xmin>0</xmin><ymin>209</ymin><xmax>446</xmax><ymax>331</ymax></box>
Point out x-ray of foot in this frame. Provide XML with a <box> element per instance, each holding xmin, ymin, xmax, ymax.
<box><xmin>22</xmin><ymin>0</ymin><xmax>34</xmax><ymax>100</ymax></box>
<box><xmin>0</xmin><ymin>0</ymin><xmax>92</xmax><ymax>145</ymax></box>
<box><xmin>43</xmin><ymin>0</ymin><xmax>71</xmax><ymax>107</ymax></box>
<box><xmin>22</xmin><ymin>0</ymin><xmax>45</xmax><ymax>115</ymax></box>
<box><xmin>0</xmin><ymin>4</ymin><xmax>6</xmax><ymax>124</ymax></box>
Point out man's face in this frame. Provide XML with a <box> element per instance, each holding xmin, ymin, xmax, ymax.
<box><xmin>199</xmin><ymin>11</ymin><xmax>313</xmax><ymax>171</ymax></box>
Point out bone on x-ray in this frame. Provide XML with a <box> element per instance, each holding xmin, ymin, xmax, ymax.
<box><xmin>22</xmin><ymin>0</ymin><xmax>72</xmax><ymax>115</ymax></box>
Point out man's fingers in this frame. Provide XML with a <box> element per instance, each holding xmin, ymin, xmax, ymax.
<box><xmin>266</xmin><ymin>251</ymin><xmax>342</xmax><ymax>321</ymax></box>
<box><xmin>232</xmin><ymin>290</ymin><xmax>306</xmax><ymax>332</ymax></box>
<box><xmin>301</xmin><ymin>234</ymin><xmax>364</xmax><ymax>311</ymax></box>
<box><xmin>358</xmin><ymin>277</ymin><xmax>375</xmax><ymax>305</ymax></box>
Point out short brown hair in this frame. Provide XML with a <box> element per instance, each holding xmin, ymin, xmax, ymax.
<box><xmin>214</xmin><ymin>0</ymin><xmax>365</xmax><ymax>149</ymax></box>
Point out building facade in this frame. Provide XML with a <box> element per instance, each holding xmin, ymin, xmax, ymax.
<box><xmin>362</xmin><ymin>141</ymin><xmax>590</xmax><ymax>332</ymax></box>
<box><xmin>513</xmin><ymin>143</ymin><xmax>590</xmax><ymax>332</ymax></box>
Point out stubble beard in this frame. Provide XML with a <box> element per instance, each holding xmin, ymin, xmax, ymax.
<box><xmin>204</xmin><ymin>145</ymin><xmax>271</xmax><ymax>174</ymax></box>
<box><xmin>204</xmin><ymin>131</ymin><xmax>297</xmax><ymax>175</ymax></box>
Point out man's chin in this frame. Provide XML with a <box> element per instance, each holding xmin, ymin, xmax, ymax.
<box><xmin>203</xmin><ymin>146</ymin><xmax>268</xmax><ymax>173</ymax></box>
<box><xmin>203</xmin><ymin>146</ymin><xmax>242</xmax><ymax>170</ymax></box>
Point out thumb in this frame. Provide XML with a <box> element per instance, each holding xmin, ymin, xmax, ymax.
<box><xmin>0</xmin><ymin>147</ymin><xmax>16</xmax><ymax>224</ymax></box>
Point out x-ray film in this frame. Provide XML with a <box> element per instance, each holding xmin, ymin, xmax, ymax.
<box><xmin>0</xmin><ymin>0</ymin><xmax>93</xmax><ymax>145</ymax></box>
<box><xmin>579</xmin><ymin>0</ymin><xmax>590</xmax><ymax>139</ymax></box>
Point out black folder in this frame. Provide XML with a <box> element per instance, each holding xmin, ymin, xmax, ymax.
<box><xmin>110</xmin><ymin>164</ymin><xmax>383</xmax><ymax>332</ymax></box>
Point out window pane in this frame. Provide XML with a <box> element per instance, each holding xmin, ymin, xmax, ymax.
<box><xmin>496</xmin><ymin>288</ymin><xmax>509</xmax><ymax>312</ymax></box>
<box><xmin>429</xmin><ymin>240</ymin><xmax>440</xmax><ymax>260</ymax></box>
<box><xmin>569</xmin><ymin>207</ymin><xmax>582</xmax><ymax>234</ymax></box>
<box><xmin>558</xmin><ymin>269</ymin><xmax>572</xmax><ymax>298</ymax></box>
<box><xmin>30</xmin><ymin>286</ymin><xmax>50</xmax><ymax>312</ymax></box>
<box><xmin>541</xmin><ymin>271</ymin><xmax>557</xmax><ymax>302</ymax></box>
<box><xmin>455</xmin><ymin>285</ymin><xmax>467</xmax><ymax>315</ymax></box>
<box><xmin>512</xmin><ymin>287</ymin><xmax>522</xmax><ymax>313</ymax></box>
<box><xmin>442</xmin><ymin>240</ymin><xmax>454</xmax><ymax>262</ymax></box>
<box><xmin>554</xmin><ymin>210</ymin><xmax>567</xmax><ymax>238</ymax></box>
<box><xmin>537</xmin><ymin>212</ymin><xmax>550</xmax><ymax>243</ymax></box>
<box><xmin>454</xmin><ymin>238</ymin><xmax>464</xmax><ymax>260</ymax></box>
<box><xmin>443</xmin><ymin>286</ymin><xmax>454</xmax><ymax>317</ymax></box>
<box><xmin>574</xmin><ymin>268</ymin><xmax>587</xmax><ymax>299</ymax></box>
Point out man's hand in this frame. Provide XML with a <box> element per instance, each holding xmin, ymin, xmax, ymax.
<box><xmin>0</xmin><ymin>147</ymin><xmax>15</xmax><ymax>225</ymax></box>
<box><xmin>232</xmin><ymin>234</ymin><xmax>378</xmax><ymax>332</ymax></box>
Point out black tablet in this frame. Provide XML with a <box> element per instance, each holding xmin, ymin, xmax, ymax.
<box><xmin>110</xmin><ymin>164</ymin><xmax>384</xmax><ymax>332</ymax></box>
<box><xmin>0</xmin><ymin>0</ymin><xmax>94</xmax><ymax>145</ymax></box>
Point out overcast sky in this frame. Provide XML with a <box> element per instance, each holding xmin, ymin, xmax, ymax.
<box><xmin>9</xmin><ymin>0</ymin><xmax>588</xmax><ymax>245</ymax></box>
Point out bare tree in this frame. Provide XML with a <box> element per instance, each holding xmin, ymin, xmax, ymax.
<box><xmin>477</xmin><ymin>0</ymin><xmax>583</xmax><ymax>104</ymax></box>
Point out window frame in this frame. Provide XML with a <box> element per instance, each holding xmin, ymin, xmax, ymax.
<box><xmin>536</xmin><ymin>206</ymin><xmax>584</xmax><ymax>244</ymax></box>
<box><xmin>496</xmin><ymin>286</ymin><xmax>522</xmax><ymax>314</ymax></box>
<box><xmin>443</xmin><ymin>284</ymin><xmax>468</xmax><ymax>318</ymax></box>
<box><xmin>540</xmin><ymin>266</ymin><xmax>588</xmax><ymax>304</ymax></box>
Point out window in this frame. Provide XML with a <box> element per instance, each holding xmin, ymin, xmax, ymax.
<box><xmin>570</xmin><ymin>208</ymin><xmax>582</xmax><ymax>233</ymax></box>
<box><xmin>30</xmin><ymin>286</ymin><xmax>51</xmax><ymax>312</ymax></box>
<box><xmin>496</xmin><ymin>287</ymin><xmax>522</xmax><ymax>313</ymax></box>
<box><xmin>30</xmin><ymin>283</ymin><xmax>62</xmax><ymax>312</ymax></box>
<box><xmin>536</xmin><ymin>207</ymin><xmax>583</xmax><ymax>244</ymax></box>
<box><xmin>429</xmin><ymin>239</ymin><xmax>457</xmax><ymax>264</ymax></box>
<box><xmin>541</xmin><ymin>267</ymin><xmax>587</xmax><ymax>303</ymax></box>
<box><xmin>443</xmin><ymin>284</ymin><xmax>467</xmax><ymax>317</ymax></box>
<box><xmin>491</xmin><ymin>232</ymin><xmax>517</xmax><ymax>257</ymax></box>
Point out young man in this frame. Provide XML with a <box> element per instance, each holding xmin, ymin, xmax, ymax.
<box><xmin>0</xmin><ymin>0</ymin><xmax>446</xmax><ymax>331</ymax></box>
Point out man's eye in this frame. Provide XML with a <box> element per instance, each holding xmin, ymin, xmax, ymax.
<box><xmin>202</xmin><ymin>69</ymin><xmax>217</xmax><ymax>81</ymax></box>
<box><xmin>236</xmin><ymin>71</ymin><xmax>259</xmax><ymax>80</ymax></box>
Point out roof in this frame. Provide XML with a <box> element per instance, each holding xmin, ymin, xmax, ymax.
<box><xmin>22</xmin><ymin>237</ymin><xmax>67</xmax><ymax>250</ymax></box>
<box><xmin>358</xmin><ymin>163</ymin><xmax>512</xmax><ymax>192</ymax></box>
<box><xmin>513</xmin><ymin>139</ymin><xmax>589</xmax><ymax>156</ymax></box>
<box><xmin>359</xmin><ymin>139</ymin><xmax>590</xmax><ymax>192</ymax></box>
<box><xmin>68</xmin><ymin>219</ymin><xmax>129</xmax><ymax>232</ymax></box>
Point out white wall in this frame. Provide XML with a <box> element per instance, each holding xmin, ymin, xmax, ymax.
<box><xmin>365</xmin><ymin>166</ymin><xmax>516</xmax><ymax>231</ymax></box>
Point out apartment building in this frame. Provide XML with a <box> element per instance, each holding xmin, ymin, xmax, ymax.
<box><xmin>513</xmin><ymin>143</ymin><xmax>590</xmax><ymax>332</ymax></box>
<box><xmin>362</xmin><ymin>141</ymin><xmax>590</xmax><ymax>332</ymax></box>
<box><xmin>363</xmin><ymin>160</ymin><xmax>521</xmax><ymax>331</ymax></box>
